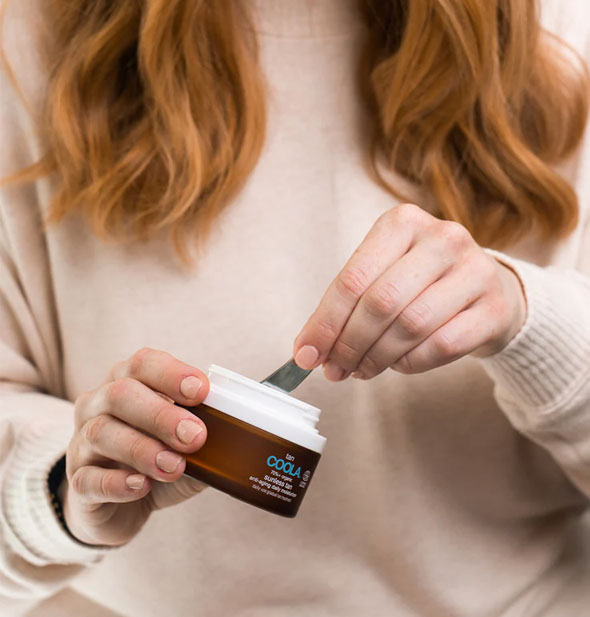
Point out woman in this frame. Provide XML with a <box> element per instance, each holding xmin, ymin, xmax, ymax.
<box><xmin>1</xmin><ymin>0</ymin><xmax>589</xmax><ymax>615</ymax></box>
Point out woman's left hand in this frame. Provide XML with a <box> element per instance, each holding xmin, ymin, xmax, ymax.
<box><xmin>293</xmin><ymin>203</ymin><xmax>527</xmax><ymax>381</ymax></box>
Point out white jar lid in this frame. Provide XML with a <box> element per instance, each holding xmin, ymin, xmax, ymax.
<box><xmin>202</xmin><ymin>365</ymin><xmax>326</xmax><ymax>454</ymax></box>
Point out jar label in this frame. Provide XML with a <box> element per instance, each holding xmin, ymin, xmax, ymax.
<box><xmin>183</xmin><ymin>403</ymin><xmax>322</xmax><ymax>517</ymax></box>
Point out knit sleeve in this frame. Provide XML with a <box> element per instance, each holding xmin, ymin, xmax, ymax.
<box><xmin>0</xmin><ymin>8</ymin><xmax>112</xmax><ymax>613</ymax></box>
<box><xmin>0</xmin><ymin>193</ymin><xmax>113</xmax><ymax>614</ymax></box>
<box><xmin>479</xmin><ymin>240</ymin><xmax>590</xmax><ymax>498</ymax></box>
<box><xmin>477</xmin><ymin>0</ymin><xmax>590</xmax><ymax>497</ymax></box>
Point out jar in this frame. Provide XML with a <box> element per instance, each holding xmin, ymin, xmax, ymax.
<box><xmin>182</xmin><ymin>364</ymin><xmax>327</xmax><ymax>517</ymax></box>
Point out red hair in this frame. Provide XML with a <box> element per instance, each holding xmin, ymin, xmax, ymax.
<box><xmin>2</xmin><ymin>0</ymin><xmax>588</xmax><ymax>262</ymax></box>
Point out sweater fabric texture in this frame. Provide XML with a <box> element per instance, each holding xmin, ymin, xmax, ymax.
<box><xmin>1</xmin><ymin>0</ymin><xmax>590</xmax><ymax>615</ymax></box>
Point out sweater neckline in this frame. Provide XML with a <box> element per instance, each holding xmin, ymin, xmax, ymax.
<box><xmin>248</xmin><ymin>0</ymin><xmax>366</xmax><ymax>38</ymax></box>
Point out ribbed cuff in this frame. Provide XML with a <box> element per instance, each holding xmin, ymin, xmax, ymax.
<box><xmin>2</xmin><ymin>402</ymin><xmax>113</xmax><ymax>566</ymax></box>
<box><xmin>480</xmin><ymin>249</ymin><xmax>590</xmax><ymax>425</ymax></box>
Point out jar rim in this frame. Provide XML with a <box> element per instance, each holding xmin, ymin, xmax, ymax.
<box><xmin>208</xmin><ymin>364</ymin><xmax>320</xmax><ymax>417</ymax></box>
<box><xmin>203</xmin><ymin>364</ymin><xmax>326</xmax><ymax>453</ymax></box>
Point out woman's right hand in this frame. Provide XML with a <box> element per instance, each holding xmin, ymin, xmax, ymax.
<box><xmin>59</xmin><ymin>348</ymin><xmax>210</xmax><ymax>547</ymax></box>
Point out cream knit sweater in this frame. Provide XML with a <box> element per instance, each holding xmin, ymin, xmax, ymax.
<box><xmin>2</xmin><ymin>1</ymin><xmax>590</xmax><ymax>616</ymax></box>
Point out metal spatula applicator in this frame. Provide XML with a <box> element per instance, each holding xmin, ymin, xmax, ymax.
<box><xmin>261</xmin><ymin>358</ymin><xmax>312</xmax><ymax>393</ymax></box>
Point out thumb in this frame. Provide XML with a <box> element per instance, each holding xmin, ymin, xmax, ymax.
<box><xmin>149</xmin><ymin>475</ymin><xmax>209</xmax><ymax>511</ymax></box>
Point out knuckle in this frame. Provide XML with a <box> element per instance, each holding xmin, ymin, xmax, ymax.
<box><xmin>394</xmin><ymin>354</ymin><xmax>414</xmax><ymax>374</ymax></box>
<box><xmin>70</xmin><ymin>468</ymin><xmax>86</xmax><ymax>496</ymax></box>
<box><xmin>332</xmin><ymin>339</ymin><xmax>360</xmax><ymax>364</ymax></box>
<box><xmin>376</xmin><ymin>207</ymin><xmax>397</xmax><ymax>229</ymax></box>
<box><xmin>109</xmin><ymin>359</ymin><xmax>128</xmax><ymax>381</ymax></box>
<box><xmin>433</xmin><ymin>331</ymin><xmax>459</xmax><ymax>358</ymax></box>
<box><xmin>316</xmin><ymin>319</ymin><xmax>339</xmax><ymax>343</ymax></box>
<box><xmin>439</xmin><ymin>221</ymin><xmax>470</xmax><ymax>249</ymax></box>
<box><xmin>128</xmin><ymin>434</ymin><xmax>147</xmax><ymax>468</ymax></box>
<box><xmin>393</xmin><ymin>202</ymin><xmax>424</xmax><ymax>226</ymax></box>
<box><xmin>487</xmin><ymin>296</ymin><xmax>508</xmax><ymax>321</ymax></box>
<box><xmin>83</xmin><ymin>414</ymin><xmax>109</xmax><ymax>446</ymax></box>
<box><xmin>106</xmin><ymin>377</ymin><xmax>135</xmax><ymax>407</ymax></box>
<box><xmin>364</xmin><ymin>281</ymin><xmax>402</xmax><ymax>317</ymax></box>
<box><xmin>336</xmin><ymin>265</ymin><xmax>370</xmax><ymax>299</ymax></box>
<box><xmin>126</xmin><ymin>347</ymin><xmax>154</xmax><ymax>378</ymax></box>
<box><xmin>359</xmin><ymin>354</ymin><xmax>379</xmax><ymax>376</ymax></box>
<box><xmin>151</xmin><ymin>402</ymin><xmax>173</xmax><ymax>436</ymax></box>
<box><xmin>396</xmin><ymin>302</ymin><xmax>431</xmax><ymax>337</ymax></box>
<box><xmin>99</xmin><ymin>470</ymin><xmax>116</xmax><ymax>499</ymax></box>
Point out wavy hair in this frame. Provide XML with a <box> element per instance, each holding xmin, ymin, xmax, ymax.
<box><xmin>361</xmin><ymin>0</ymin><xmax>589</xmax><ymax>247</ymax></box>
<box><xmin>2</xmin><ymin>0</ymin><xmax>589</xmax><ymax>261</ymax></box>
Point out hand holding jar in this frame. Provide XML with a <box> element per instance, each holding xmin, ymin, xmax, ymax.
<box><xmin>60</xmin><ymin>348</ymin><xmax>210</xmax><ymax>547</ymax></box>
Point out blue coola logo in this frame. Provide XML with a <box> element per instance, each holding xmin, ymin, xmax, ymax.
<box><xmin>266</xmin><ymin>455</ymin><xmax>301</xmax><ymax>478</ymax></box>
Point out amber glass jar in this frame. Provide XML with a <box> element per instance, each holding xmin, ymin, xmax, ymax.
<box><xmin>181</xmin><ymin>365</ymin><xmax>326</xmax><ymax>517</ymax></box>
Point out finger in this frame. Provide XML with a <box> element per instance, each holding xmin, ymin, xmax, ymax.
<box><xmin>76</xmin><ymin>377</ymin><xmax>207</xmax><ymax>453</ymax></box>
<box><xmin>108</xmin><ymin>348</ymin><xmax>210</xmax><ymax>407</ymax></box>
<box><xmin>148</xmin><ymin>475</ymin><xmax>210</xmax><ymax>510</ymax></box>
<box><xmin>76</xmin><ymin>414</ymin><xmax>187</xmax><ymax>482</ymax></box>
<box><xmin>325</xmin><ymin>240</ymin><xmax>454</xmax><ymax>377</ymax></box>
<box><xmin>391</xmin><ymin>301</ymin><xmax>497</xmax><ymax>374</ymax></box>
<box><xmin>292</xmin><ymin>204</ymin><xmax>429</xmax><ymax>370</ymax></box>
<box><xmin>355</xmin><ymin>263</ymin><xmax>487</xmax><ymax>379</ymax></box>
<box><xmin>70</xmin><ymin>465</ymin><xmax>152</xmax><ymax>505</ymax></box>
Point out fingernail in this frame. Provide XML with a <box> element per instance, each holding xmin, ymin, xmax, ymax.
<box><xmin>156</xmin><ymin>451</ymin><xmax>184</xmax><ymax>473</ymax></box>
<box><xmin>323</xmin><ymin>361</ymin><xmax>346</xmax><ymax>381</ymax></box>
<box><xmin>180</xmin><ymin>376</ymin><xmax>203</xmax><ymax>400</ymax></box>
<box><xmin>126</xmin><ymin>474</ymin><xmax>145</xmax><ymax>490</ymax></box>
<box><xmin>294</xmin><ymin>345</ymin><xmax>320</xmax><ymax>370</ymax></box>
<box><xmin>351</xmin><ymin>371</ymin><xmax>366</xmax><ymax>380</ymax></box>
<box><xmin>176</xmin><ymin>419</ymin><xmax>203</xmax><ymax>444</ymax></box>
